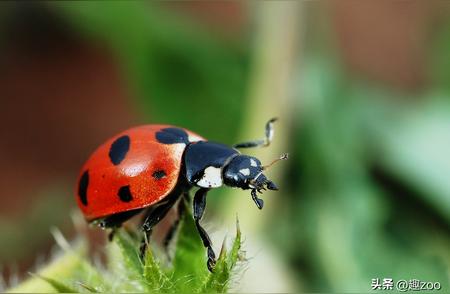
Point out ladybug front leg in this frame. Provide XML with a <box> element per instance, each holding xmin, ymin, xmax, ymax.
<box><xmin>193</xmin><ymin>188</ymin><xmax>216</xmax><ymax>272</ymax></box>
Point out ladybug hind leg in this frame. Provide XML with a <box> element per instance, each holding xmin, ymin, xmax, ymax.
<box><xmin>139</xmin><ymin>195</ymin><xmax>180</xmax><ymax>259</ymax></box>
<box><xmin>96</xmin><ymin>209</ymin><xmax>144</xmax><ymax>241</ymax></box>
<box><xmin>163</xmin><ymin>193</ymin><xmax>188</xmax><ymax>260</ymax></box>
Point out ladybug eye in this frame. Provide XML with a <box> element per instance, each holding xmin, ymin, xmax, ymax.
<box><xmin>248</xmin><ymin>178</ymin><xmax>256</xmax><ymax>187</ymax></box>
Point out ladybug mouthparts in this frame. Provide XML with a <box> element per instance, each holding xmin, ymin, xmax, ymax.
<box><xmin>249</xmin><ymin>172</ymin><xmax>278</xmax><ymax>191</ymax></box>
<box><xmin>248</xmin><ymin>152</ymin><xmax>288</xmax><ymax>209</ymax></box>
<box><xmin>249</xmin><ymin>173</ymin><xmax>279</xmax><ymax>210</ymax></box>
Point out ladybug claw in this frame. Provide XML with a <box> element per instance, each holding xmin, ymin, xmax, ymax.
<box><xmin>98</xmin><ymin>221</ymin><xmax>107</xmax><ymax>229</ymax></box>
<box><xmin>139</xmin><ymin>243</ymin><xmax>147</xmax><ymax>260</ymax></box>
<box><xmin>207</xmin><ymin>247</ymin><xmax>216</xmax><ymax>273</ymax></box>
<box><xmin>256</xmin><ymin>198</ymin><xmax>264</xmax><ymax>209</ymax></box>
<box><xmin>207</xmin><ymin>258</ymin><xmax>216</xmax><ymax>273</ymax></box>
<box><xmin>251</xmin><ymin>189</ymin><xmax>264</xmax><ymax>209</ymax></box>
<box><xmin>142</xmin><ymin>223</ymin><xmax>150</xmax><ymax>231</ymax></box>
<box><xmin>108</xmin><ymin>230</ymin><xmax>116</xmax><ymax>242</ymax></box>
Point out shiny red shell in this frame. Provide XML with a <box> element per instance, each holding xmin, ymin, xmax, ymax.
<box><xmin>76</xmin><ymin>125</ymin><xmax>204</xmax><ymax>221</ymax></box>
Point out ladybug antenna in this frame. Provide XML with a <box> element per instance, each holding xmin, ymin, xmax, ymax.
<box><xmin>262</xmin><ymin>153</ymin><xmax>289</xmax><ymax>171</ymax></box>
<box><xmin>250</xmin><ymin>153</ymin><xmax>289</xmax><ymax>185</ymax></box>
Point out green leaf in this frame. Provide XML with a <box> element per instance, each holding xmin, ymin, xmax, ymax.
<box><xmin>200</xmin><ymin>218</ymin><xmax>243</xmax><ymax>293</ymax></box>
<box><xmin>202</xmin><ymin>242</ymin><xmax>229</xmax><ymax>293</ymax></box>
<box><xmin>76</xmin><ymin>282</ymin><xmax>99</xmax><ymax>293</ymax></box>
<box><xmin>30</xmin><ymin>274</ymin><xmax>77</xmax><ymax>293</ymax></box>
<box><xmin>7</xmin><ymin>242</ymin><xmax>89</xmax><ymax>293</ymax></box>
<box><xmin>7</xmin><ymin>210</ymin><xmax>246</xmax><ymax>293</ymax></box>
<box><xmin>227</xmin><ymin>217</ymin><xmax>242</xmax><ymax>269</ymax></box>
<box><xmin>112</xmin><ymin>230</ymin><xmax>143</xmax><ymax>276</ymax></box>
<box><xmin>172</xmin><ymin>207</ymin><xmax>208</xmax><ymax>291</ymax></box>
<box><xmin>143</xmin><ymin>244</ymin><xmax>173</xmax><ymax>292</ymax></box>
<box><xmin>51</xmin><ymin>229</ymin><xmax>109</xmax><ymax>292</ymax></box>
<box><xmin>106</xmin><ymin>230</ymin><xmax>147</xmax><ymax>292</ymax></box>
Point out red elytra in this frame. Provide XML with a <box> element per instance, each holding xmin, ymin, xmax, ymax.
<box><xmin>76</xmin><ymin>125</ymin><xmax>204</xmax><ymax>221</ymax></box>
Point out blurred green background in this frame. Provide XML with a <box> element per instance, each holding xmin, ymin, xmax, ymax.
<box><xmin>0</xmin><ymin>1</ymin><xmax>449</xmax><ymax>292</ymax></box>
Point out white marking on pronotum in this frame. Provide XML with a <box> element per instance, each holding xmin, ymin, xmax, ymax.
<box><xmin>197</xmin><ymin>166</ymin><xmax>223</xmax><ymax>188</ymax></box>
<box><xmin>239</xmin><ymin>168</ymin><xmax>250</xmax><ymax>176</ymax></box>
<box><xmin>250</xmin><ymin>159</ymin><xmax>258</xmax><ymax>167</ymax></box>
<box><xmin>188</xmin><ymin>134</ymin><xmax>202</xmax><ymax>143</ymax></box>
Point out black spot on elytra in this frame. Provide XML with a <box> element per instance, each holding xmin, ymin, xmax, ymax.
<box><xmin>78</xmin><ymin>170</ymin><xmax>89</xmax><ymax>206</ymax></box>
<box><xmin>118</xmin><ymin>185</ymin><xmax>133</xmax><ymax>202</ymax></box>
<box><xmin>152</xmin><ymin>170</ymin><xmax>166</xmax><ymax>179</ymax></box>
<box><xmin>109</xmin><ymin>135</ymin><xmax>130</xmax><ymax>165</ymax></box>
<box><xmin>155</xmin><ymin>128</ymin><xmax>189</xmax><ymax>145</ymax></box>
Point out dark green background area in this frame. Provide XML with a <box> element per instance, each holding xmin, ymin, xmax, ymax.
<box><xmin>57</xmin><ymin>2</ymin><xmax>249</xmax><ymax>144</ymax></box>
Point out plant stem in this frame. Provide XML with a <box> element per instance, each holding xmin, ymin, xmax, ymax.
<box><xmin>218</xmin><ymin>2</ymin><xmax>303</xmax><ymax>292</ymax></box>
<box><xmin>224</xmin><ymin>0</ymin><xmax>302</xmax><ymax>234</ymax></box>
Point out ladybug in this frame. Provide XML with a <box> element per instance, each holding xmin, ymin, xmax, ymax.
<box><xmin>76</xmin><ymin>118</ymin><xmax>287</xmax><ymax>272</ymax></box>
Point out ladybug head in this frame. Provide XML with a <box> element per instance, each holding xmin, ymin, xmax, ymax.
<box><xmin>222</xmin><ymin>153</ymin><xmax>288</xmax><ymax>209</ymax></box>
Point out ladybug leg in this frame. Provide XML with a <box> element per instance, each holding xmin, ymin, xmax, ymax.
<box><xmin>163</xmin><ymin>195</ymin><xmax>187</xmax><ymax>259</ymax></box>
<box><xmin>193</xmin><ymin>188</ymin><xmax>216</xmax><ymax>272</ymax></box>
<box><xmin>98</xmin><ymin>209</ymin><xmax>144</xmax><ymax>229</ymax></box>
<box><xmin>139</xmin><ymin>198</ymin><xmax>178</xmax><ymax>259</ymax></box>
<box><xmin>108</xmin><ymin>230</ymin><xmax>116</xmax><ymax>242</ymax></box>
<box><xmin>251</xmin><ymin>189</ymin><xmax>264</xmax><ymax>209</ymax></box>
<box><xmin>95</xmin><ymin>208</ymin><xmax>144</xmax><ymax>241</ymax></box>
<box><xmin>233</xmin><ymin>118</ymin><xmax>277</xmax><ymax>149</ymax></box>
